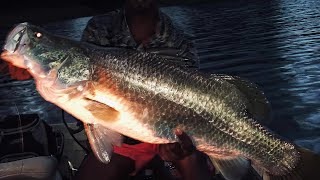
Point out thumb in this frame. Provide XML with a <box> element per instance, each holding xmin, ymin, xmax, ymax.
<box><xmin>174</xmin><ymin>129</ymin><xmax>195</xmax><ymax>154</ymax></box>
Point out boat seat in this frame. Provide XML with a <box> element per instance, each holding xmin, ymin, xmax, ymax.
<box><xmin>0</xmin><ymin>156</ymin><xmax>62</xmax><ymax>180</ymax></box>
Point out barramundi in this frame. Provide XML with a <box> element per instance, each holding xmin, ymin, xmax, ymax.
<box><xmin>1</xmin><ymin>22</ymin><xmax>319</xmax><ymax>180</ymax></box>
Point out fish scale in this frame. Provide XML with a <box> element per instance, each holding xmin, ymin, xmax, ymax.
<box><xmin>89</xmin><ymin>48</ymin><xmax>299</xmax><ymax>175</ymax></box>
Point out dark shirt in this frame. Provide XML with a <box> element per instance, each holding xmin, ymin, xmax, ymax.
<box><xmin>81</xmin><ymin>9</ymin><xmax>199</xmax><ymax>69</ymax></box>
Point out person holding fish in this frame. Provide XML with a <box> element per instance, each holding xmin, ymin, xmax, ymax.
<box><xmin>77</xmin><ymin>0</ymin><xmax>215</xmax><ymax>179</ymax></box>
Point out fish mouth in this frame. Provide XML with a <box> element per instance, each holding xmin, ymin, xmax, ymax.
<box><xmin>1</xmin><ymin>22</ymin><xmax>30</xmax><ymax>69</ymax></box>
<box><xmin>1</xmin><ymin>49</ymin><xmax>27</xmax><ymax>69</ymax></box>
<box><xmin>3</xmin><ymin>22</ymin><xmax>28</xmax><ymax>53</ymax></box>
<box><xmin>1</xmin><ymin>22</ymin><xmax>48</xmax><ymax>79</ymax></box>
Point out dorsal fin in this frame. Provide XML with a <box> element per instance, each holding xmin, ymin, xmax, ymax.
<box><xmin>210</xmin><ymin>74</ymin><xmax>272</xmax><ymax>126</ymax></box>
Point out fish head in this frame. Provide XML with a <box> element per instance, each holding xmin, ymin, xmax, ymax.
<box><xmin>1</xmin><ymin>22</ymin><xmax>84</xmax><ymax>81</ymax></box>
<box><xmin>1</xmin><ymin>22</ymin><xmax>94</xmax><ymax>118</ymax></box>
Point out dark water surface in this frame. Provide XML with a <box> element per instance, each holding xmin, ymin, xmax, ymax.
<box><xmin>0</xmin><ymin>0</ymin><xmax>319</xmax><ymax>153</ymax></box>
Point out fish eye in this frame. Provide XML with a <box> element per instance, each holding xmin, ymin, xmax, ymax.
<box><xmin>35</xmin><ymin>32</ymin><xmax>42</xmax><ymax>38</ymax></box>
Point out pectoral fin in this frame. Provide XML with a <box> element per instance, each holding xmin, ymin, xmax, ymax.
<box><xmin>84</xmin><ymin>123</ymin><xmax>123</xmax><ymax>164</ymax></box>
<box><xmin>83</xmin><ymin>98</ymin><xmax>122</xmax><ymax>164</ymax></box>
<box><xmin>84</xmin><ymin>98</ymin><xmax>120</xmax><ymax>123</ymax></box>
<box><xmin>209</xmin><ymin>155</ymin><xmax>251</xmax><ymax>180</ymax></box>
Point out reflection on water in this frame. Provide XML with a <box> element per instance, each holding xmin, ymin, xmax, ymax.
<box><xmin>0</xmin><ymin>0</ymin><xmax>319</xmax><ymax>152</ymax></box>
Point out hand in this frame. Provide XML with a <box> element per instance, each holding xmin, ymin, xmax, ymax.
<box><xmin>157</xmin><ymin>129</ymin><xmax>196</xmax><ymax>162</ymax></box>
<box><xmin>157</xmin><ymin>129</ymin><xmax>214</xmax><ymax>180</ymax></box>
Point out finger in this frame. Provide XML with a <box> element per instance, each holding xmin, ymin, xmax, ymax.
<box><xmin>174</xmin><ymin>129</ymin><xmax>195</xmax><ymax>154</ymax></box>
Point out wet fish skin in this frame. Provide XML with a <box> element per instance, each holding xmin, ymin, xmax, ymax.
<box><xmin>92</xmin><ymin>48</ymin><xmax>299</xmax><ymax>174</ymax></box>
<box><xmin>1</xmin><ymin>22</ymin><xmax>301</xmax><ymax>177</ymax></box>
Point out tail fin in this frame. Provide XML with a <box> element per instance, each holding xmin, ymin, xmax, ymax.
<box><xmin>253</xmin><ymin>147</ymin><xmax>320</xmax><ymax>180</ymax></box>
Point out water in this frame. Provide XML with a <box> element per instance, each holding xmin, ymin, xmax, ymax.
<box><xmin>0</xmin><ymin>0</ymin><xmax>319</xmax><ymax>153</ymax></box>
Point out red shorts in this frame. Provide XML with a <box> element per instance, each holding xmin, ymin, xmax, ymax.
<box><xmin>113</xmin><ymin>143</ymin><xmax>159</xmax><ymax>175</ymax></box>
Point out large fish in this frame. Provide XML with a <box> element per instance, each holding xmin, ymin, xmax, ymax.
<box><xmin>1</xmin><ymin>22</ymin><xmax>319</xmax><ymax>180</ymax></box>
